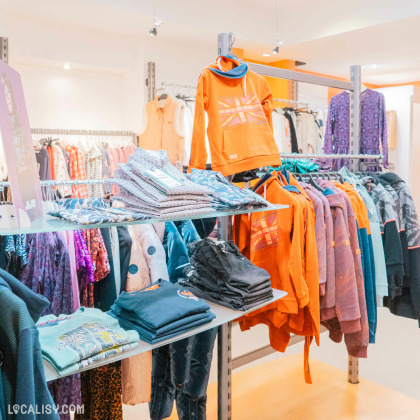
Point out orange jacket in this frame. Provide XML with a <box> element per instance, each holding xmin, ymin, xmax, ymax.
<box><xmin>189</xmin><ymin>56</ymin><xmax>281</xmax><ymax>176</ymax></box>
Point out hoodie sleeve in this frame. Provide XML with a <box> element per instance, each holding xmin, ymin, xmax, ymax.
<box><xmin>260</xmin><ymin>78</ymin><xmax>274</xmax><ymax>131</ymax></box>
<box><xmin>189</xmin><ymin>72</ymin><xmax>208</xmax><ymax>171</ymax></box>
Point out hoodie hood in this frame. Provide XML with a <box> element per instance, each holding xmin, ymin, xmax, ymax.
<box><xmin>209</xmin><ymin>55</ymin><xmax>249</xmax><ymax>95</ymax></box>
<box><xmin>208</xmin><ymin>55</ymin><xmax>248</xmax><ymax>79</ymax></box>
<box><xmin>379</xmin><ymin>172</ymin><xmax>403</xmax><ymax>186</ymax></box>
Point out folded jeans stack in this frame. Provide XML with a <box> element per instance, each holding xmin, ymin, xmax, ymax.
<box><xmin>111</xmin><ymin>149</ymin><xmax>215</xmax><ymax>218</ymax></box>
<box><xmin>109</xmin><ymin>280</ymin><xmax>215</xmax><ymax>344</ymax></box>
<box><xmin>37</xmin><ymin>307</ymin><xmax>140</xmax><ymax>375</ymax></box>
<box><xmin>180</xmin><ymin>239</ymin><xmax>274</xmax><ymax>311</ymax></box>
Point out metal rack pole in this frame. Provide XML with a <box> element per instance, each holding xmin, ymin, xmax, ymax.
<box><xmin>348</xmin><ymin>64</ymin><xmax>362</xmax><ymax>383</ymax></box>
<box><xmin>217</xmin><ymin>32</ymin><xmax>234</xmax><ymax>420</ymax></box>
<box><xmin>146</xmin><ymin>62</ymin><xmax>156</xmax><ymax>101</ymax></box>
<box><xmin>217</xmin><ymin>214</ymin><xmax>232</xmax><ymax>420</ymax></box>
<box><xmin>349</xmin><ymin>65</ymin><xmax>362</xmax><ymax>172</ymax></box>
<box><xmin>0</xmin><ymin>37</ymin><xmax>8</xmax><ymax>63</ymax></box>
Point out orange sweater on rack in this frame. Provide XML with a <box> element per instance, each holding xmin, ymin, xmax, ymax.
<box><xmin>189</xmin><ymin>56</ymin><xmax>281</xmax><ymax>176</ymax></box>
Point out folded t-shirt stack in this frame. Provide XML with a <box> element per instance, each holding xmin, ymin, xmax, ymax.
<box><xmin>188</xmin><ymin>168</ymin><xmax>269</xmax><ymax>209</ymax></box>
<box><xmin>109</xmin><ymin>279</ymin><xmax>215</xmax><ymax>344</ymax></box>
<box><xmin>37</xmin><ymin>307</ymin><xmax>140</xmax><ymax>375</ymax></box>
<box><xmin>111</xmin><ymin>148</ymin><xmax>215</xmax><ymax>218</ymax></box>
<box><xmin>48</xmin><ymin>198</ymin><xmax>149</xmax><ymax>225</ymax></box>
<box><xmin>179</xmin><ymin>238</ymin><xmax>274</xmax><ymax>311</ymax></box>
<box><xmin>111</xmin><ymin>148</ymin><xmax>272</xmax><ymax>218</ymax></box>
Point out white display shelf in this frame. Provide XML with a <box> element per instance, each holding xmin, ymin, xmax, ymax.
<box><xmin>0</xmin><ymin>205</ymin><xmax>288</xmax><ymax>236</ymax></box>
<box><xmin>44</xmin><ymin>289</ymin><xmax>287</xmax><ymax>382</ymax></box>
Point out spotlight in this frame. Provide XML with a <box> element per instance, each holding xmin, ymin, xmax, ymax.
<box><xmin>262</xmin><ymin>53</ymin><xmax>270</xmax><ymax>57</ymax></box>
<box><xmin>272</xmin><ymin>40</ymin><xmax>284</xmax><ymax>54</ymax></box>
<box><xmin>63</xmin><ymin>63</ymin><xmax>71</xmax><ymax>70</ymax></box>
<box><xmin>149</xmin><ymin>27</ymin><xmax>157</xmax><ymax>37</ymax></box>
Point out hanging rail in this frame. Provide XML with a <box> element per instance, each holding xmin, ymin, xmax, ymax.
<box><xmin>281</xmin><ymin>153</ymin><xmax>382</xmax><ymax>160</ymax></box>
<box><xmin>0</xmin><ymin>179</ymin><xmax>107</xmax><ymax>188</ymax></box>
<box><xmin>157</xmin><ymin>82</ymin><xmax>197</xmax><ymax>91</ymax></box>
<box><xmin>31</xmin><ymin>129</ymin><xmax>136</xmax><ymax>137</ymax></box>
<box><xmin>273</xmin><ymin>98</ymin><xmax>309</xmax><ymax>107</ymax></box>
<box><xmin>248</xmin><ymin>63</ymin><xmax>354</xmax><ymax>90</ymax></box>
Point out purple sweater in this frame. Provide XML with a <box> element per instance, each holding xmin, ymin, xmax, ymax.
<box><xmin>324</xmin><ymin>89</ymin><xmax>388</xmax><ymax>170</ymax></box>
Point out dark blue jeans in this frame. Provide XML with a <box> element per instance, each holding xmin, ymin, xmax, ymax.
<box><xmin>149</xmin><ymin>327</ymin><xmax>217</xmax><ymax>420</ymax></box>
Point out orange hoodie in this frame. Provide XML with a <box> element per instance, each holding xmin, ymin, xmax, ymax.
<box><xmin>189</xmin><ymin>56</ymin><xmax>281</xmax><ymax>176</ymax></box>
<box><xmin>234</xmin><ymin>172</ymin><xmax>320</xmax><ymax>383</ymax></box>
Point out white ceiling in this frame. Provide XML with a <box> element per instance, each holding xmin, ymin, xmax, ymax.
<box><xmin>2</xmin><ymin>0</ymin><xmax>420</xmax><ymax>84</ymax></box>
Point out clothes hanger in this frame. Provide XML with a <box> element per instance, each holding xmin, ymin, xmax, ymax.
<box><xmin>309</xmin><ymin>174</ymin><xmax>325</xmax><ymax>192</ymax></box>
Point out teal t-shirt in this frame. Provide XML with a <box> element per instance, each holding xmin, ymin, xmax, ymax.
<box><xmin>37</xmin><ymin>307</ymin><xmax>139</xmax><ymax>374</ymax></box>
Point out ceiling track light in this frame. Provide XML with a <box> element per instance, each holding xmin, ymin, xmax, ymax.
<box><xmin>149</xmin><ymin>0</ymin><xmax>163</xmax><ymax>36</ymax></box>
<box><xmin>271</xmin><ymin>0</ymin><xmax>284</xmax><ymax>54</ymax></box>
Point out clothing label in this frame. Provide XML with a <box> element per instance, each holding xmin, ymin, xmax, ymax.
<box><xmin>229</xmin><ymin>154</ymin><xmax>238</xmax><ymax>159</ymax></box>
<box><xmin>146</xmin><ymin>167</ymin><xmax>183</xmax><ymax>188</ymax></box>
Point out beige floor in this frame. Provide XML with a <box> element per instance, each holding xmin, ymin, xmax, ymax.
<box><xmin>123</xmin><ymin>307</ymin><xmax>420</xmax><ymax>419</ymax></box>
<box><xmin>170</xmin><ymin>354</ymin><xmax>420</xmax><ymax>420</ymax></box>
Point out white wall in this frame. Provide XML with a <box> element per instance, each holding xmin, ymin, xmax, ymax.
<box><xmin>14</xmin><ymin>63</ymin><xmax>125</xmax><ymax>130</ymax></box>
<box><xmin>143</xmin><ymin>38</ymin><xmax>214</xmax><ymax>91</ymax></box>
<box><xmin>4</xmin><ymin>10</ymin><xmax>214</xmax><ymax>133</ymax></box>
<box><xmin>297</xmin><ymin>82</ymin><xmax>329</xmax><ymax>110</ymax></box>
<box><xmin>375</xmin><ymin>86</ymin><xmax>414</xmax><ymax>182</ymax></box>
<box><xmin>411</xmin><ymin>102</ymin><xmax>420</xmax><ymax>208</ymax></box>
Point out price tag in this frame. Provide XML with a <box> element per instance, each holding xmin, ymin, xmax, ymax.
<box><xmin>146</xmin><ymin>167</ymin><xmax>183</xmax><ymax>188</ymax></box>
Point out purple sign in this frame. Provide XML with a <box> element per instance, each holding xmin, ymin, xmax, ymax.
<box><xmin>0</xmin><ymin>60</ymin><xmax>42</xmax><ymax>226</ymax></box>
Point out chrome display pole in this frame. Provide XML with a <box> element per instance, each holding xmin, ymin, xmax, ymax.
<box><xmin>0</xmin><ymin>37</ymin><xmax>8</xmax><ymax>63</ymax></box>
<box><xmin>146</xmin><ymin>61</ymin><xmax>156</xmax><ymax>102</ymax></box>
<box><xmin>348</xmin><ymin>64</ymin><xmax>361</xmax><ymax>383</ymax></box>
<box><xmin>217</xmin><ymin>32</ymin><xmax>234</xmax><ymax>420</ymax></box>
<box><xmin>349</xmin><ymin>65</ymin><xmax>362</xmax><ymax>172</ymax></box>
<box><xmin>217</xmin><ymin>214</ymin><xmax>232</xmax><ymax>420</ymax></box>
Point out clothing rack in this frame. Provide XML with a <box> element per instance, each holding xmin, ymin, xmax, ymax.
<box><xmin>0</xmin><ymin>179</ymin><xmax>106</xmax><ymax>188</ymax></box>
<box><xmin>215</xmin><ymin>32</ymin><xmax>365</xmax><ymax>420</ymax></box>
<box><xmin>281</xmin><ymin>153</ymin><xmax>382</xmax><ymax>160</ymax></box>
<box><xmin>157</xmin><ymin>82</ymin><xmax>197</xmax><ymax>91</ymax></box>
<box><xmin>31</xmin><ymin>128</ymin><xmax>137</xmax><ymax>145</ymax></box>
<box><xmin>273</xmin><ymin>98</ymin><xmax>309</xmax><ymax>107</ymax></box>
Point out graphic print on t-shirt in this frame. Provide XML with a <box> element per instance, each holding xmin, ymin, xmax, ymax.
<box><xmin>56</xmin><ymin>322</ymin><xmax>131</xmax><ymax>359</ymax></box>
<box><xmin>250</xmin><ymin>211</ymin><xmax>278</xmax><ymax>252</ymax></box>
<box><xmin>218</xmin><ymin>95</ymin><xmax>266</xmax><ymax>128</ymax></box>
<box><xmin>177</xmin><ymin>289</ymin><xmax>199</xmax><ymax>301</ymax></box>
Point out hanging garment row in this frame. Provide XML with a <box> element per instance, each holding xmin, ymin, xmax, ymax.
<box><xmin>233</xmin><ymin>164</ymin><xmax>420</xmax><ymax>383</ymax></box>
<box><xmin>272</xmin><ymin>101</ymin><xmax>327</xmax><ymax>155</ymax></box>
<box><xmin>30</xmin><ymin>133</ymin><xmax>136</xmax><ymax>198</ymax></box>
